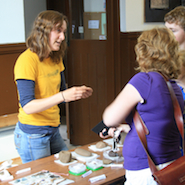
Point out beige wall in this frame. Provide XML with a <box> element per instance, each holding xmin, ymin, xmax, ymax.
<box><xmin>120</xmin><ymin>0</ymin><xmax>164</xmax><ymax>32</ymax></box>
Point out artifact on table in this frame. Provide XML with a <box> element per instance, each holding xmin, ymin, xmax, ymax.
<box><xmin>75</xmin><ymin>148</ymin><xmax>92</xmax><ymax>157</ymax></box>
<box><xmin>108</xmin><ymin>150</ymin><xmax>119</xmax><ymax>157</ymax></box>
<box><xmin>103</xmin><ymin>158</ymin><xmax>112</xmax><ymax>165</ymax></box>
<box><xmin>59</xmin><ymin>151</ymin><xmax>72</xmax><ymax>163</ymax></box>
<box><xmin>96</xmin><ymin>141</ymin><xmax>108</xmax><ymax>149</ymax></box>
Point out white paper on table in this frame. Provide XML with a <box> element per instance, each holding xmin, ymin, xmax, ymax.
<box><xmin>102</xmin><ymin>163</ymin><xmax>123</xmax><ymax>168</ymax></box>
<box><xmin>0</xmin><ymin>169</ymin><xmax>13</xmax><ymax>182</ymax></box>
<box><xmin>71</xmin><ymin>152</ymin><xmax>99</xmax><ymax>162</ymax></box>
<box><xmin>54</xmin><ymin>179</ymin><xmax>74</xmax><ymax>185</ymax></box>
<box><xmin>54</xmin><ymin>153</ymin><xmax>59</xmax><ymax>158</ymax></box>
<box><xmin>0</xmin><ymin>160</ymin><xmax>13</xmax><ymax>170</ymax></box>
<box><xmin>54</xmin><ymin>159</ymin><xmax>77</xmax><ymax>166</ymax></box>
<box><xmin>88</xmin><ymin>145</ymin><xmax>111</xmax><ymax>152</ymax></box>
<box><xmin>89</xmin><ymin>174</ymin><xmax>106</xmax><ymax>183</ymax></box>
<box><xmin>103</xmin><ymin>138</ymin><xmax>123</xmax><ymax>147</ymax></box>
<box><xmin>9</xmin><ymin>171</ymin><xmax>74</xmax><ymax>185</ymax></box>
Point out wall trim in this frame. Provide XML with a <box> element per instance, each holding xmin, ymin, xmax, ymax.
<box><xmin>0</xmin><ymin>43</ymin><xmax>26</xmax><ymax>55</ymax></box>
<box><xmin>0</xmin><ymin>43</ymin><xmax>26</xmax><ymax>117</ymax></box>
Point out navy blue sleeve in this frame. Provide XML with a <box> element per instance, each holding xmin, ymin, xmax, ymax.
<box><xmin>16</xmin><ymin>79</ymin><xmax>35</xmax><ymax>107</ymax></box>
<box><xmin>60</xmin><ymin>71</ymin><xmax>66</xmax><ymax>91</ymax></box>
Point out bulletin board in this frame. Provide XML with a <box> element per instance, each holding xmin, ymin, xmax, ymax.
<box><xmin>145</xmin><ymin>0</ymin><xmax>182</xmax><ymax>22</ymax></box>
<box><xmin>83</xmin><ymin>12</ymin><xmax>106</xmax><ymax>40</ymax></box>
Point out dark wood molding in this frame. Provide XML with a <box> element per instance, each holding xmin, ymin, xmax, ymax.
<box><xmin>0</xmin><ymin>43</ymin><xmax>26</xmax><ymax>117</ymax></box>
<box><xmin>118</xmin><ymin>32</ymin><xmax>141</xmax><ymax>90</ymax></box>
<box><xmin>0</xmin><ymin>43</ymin><xmax>26</xmax><ymax>55</ymax></box>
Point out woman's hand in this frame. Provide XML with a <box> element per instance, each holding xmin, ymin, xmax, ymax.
<box><xmin>99</xmin><ymin>124</ymin><xmax>130</xmax><ymax>139</ymax></box>
<box><xmin>99</xmin><ymin>127</ymin><xmax>116</xmax><ymax>138</ymax></box>
<box><xmin>62</xmin><ymin>85</ymin><xmax>93</xmax><ymax>102</ymax></box>
<box><xmin>118</xmin><ymin>124</ymin><xmax>131</xmax><ymax>133</ymax></box>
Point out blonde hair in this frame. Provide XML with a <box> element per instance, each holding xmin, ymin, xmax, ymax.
<box><xmin>26</xmin><ymin>10</ymin><xmax>68</xmax><ymax>63</ymax></box>
<box><xmin>179</xmin><ymin>50</ymin><xmax>185</xmax><ymax>68</ymax></box>
<box><xmin>135</xmin><ymin>27</ymin><xmax>180</xmax><ymax>79</ymax></box>
<box><xmin>164</xmin><ymin>6</ymin><xmax>185</xmax><ymax>31</ymax></box>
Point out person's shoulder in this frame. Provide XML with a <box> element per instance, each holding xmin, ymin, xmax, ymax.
<box><xmin>131</xmin><ymin>72</ymin><xmax>151</xmax><ymax>81</ymax></box>
<box><xmin>137</xmin><ymin>71</ymin><xmax>164</xmax><ymax>79</ymax></box>
<box><xmin>129</xmin><ymin>72</ymin><xmax>152</xmax><ymax>98</ymax></box>
<box><xmin>17</xmin><ymin>49</ymin><xmax>39</xmax><ymax>63</ymax></box>
<box><xmin>129</xmin><ymin>72</ymin><xmax>157</xmax><ymax>88</ymax></box>
<box><xmin>20</xmin><ymin>48</ymin><xmax>38</xmax><ymax>58</ymax></box>
<box><xmin>15</xmin><ymin>49</ymin><xmax>40</xmax><ymax>70</ymax></box>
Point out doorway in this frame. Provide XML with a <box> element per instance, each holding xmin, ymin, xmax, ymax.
<box><xmin>47</xmin><ymin>0</ymin><xmax>120</xmax><ymax>145</ymax></box>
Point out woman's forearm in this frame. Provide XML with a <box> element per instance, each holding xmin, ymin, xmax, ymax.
<box><xmin>23</xmin><ymin>85</ymin><xmax>93</xmax><ymax>114</ymax></box>
<box><xmin>23</xmin><ymin>92</ymin><xmax>64</xmax><ymax>114</ymax></box>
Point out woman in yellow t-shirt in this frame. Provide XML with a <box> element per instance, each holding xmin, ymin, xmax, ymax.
<box><xmin>14</xmin><ymin>10</ymin><xmax>93</xmax><ymax>164</ymax></box>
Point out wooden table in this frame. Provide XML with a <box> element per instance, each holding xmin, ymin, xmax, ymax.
<box><xmin>1</xmin><ymin>141</ymin><xmax>125</xmax><ymax>185</ymax></box>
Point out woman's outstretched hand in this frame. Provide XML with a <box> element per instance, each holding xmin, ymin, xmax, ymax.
<box><xmin>62</xmin><ymin>85</ymin><xmax>93</xmax><ymax>102</ymax></box>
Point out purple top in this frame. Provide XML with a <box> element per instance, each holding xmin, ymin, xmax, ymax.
<box><xmin>123</xmin><ymin>72</ymin><xmax>184</xmax><ymax>170</ymax></box>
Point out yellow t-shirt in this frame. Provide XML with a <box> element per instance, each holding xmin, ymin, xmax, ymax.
<box><xmin>14</xmin><ymin>49</ymin><xmax>65</xmax><ymax>127</ymax></box>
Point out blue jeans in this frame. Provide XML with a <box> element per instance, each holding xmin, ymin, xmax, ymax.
<box><xmin>14</xmin><ymin>123</ymin><xmax>68</xmax><ymax>163</ymax></box>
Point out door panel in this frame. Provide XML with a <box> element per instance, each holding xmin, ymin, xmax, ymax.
<box><xmin>67</xmin><ymin>40</ymin><xmax>114</xmax><ymax>145</ymax></box>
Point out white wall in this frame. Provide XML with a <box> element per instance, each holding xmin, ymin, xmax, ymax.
<box><xmin>84</xmin><ymin>0</ymin><xmax>105</xmax><ymax>12</ymax></box>
<box><xmin>0</xmin><ymin>0</ymin><xmax>46</xmax><ymax>44</ymax></box>
<box><xmin>120</xmin><ymin>0</ymin><xmax>164</xmax><ymax>32</ymax></box>
<box><xmin>0</xmin><ymin>0</ymin><xmax>25</xmax><ymax>44</ymax></box>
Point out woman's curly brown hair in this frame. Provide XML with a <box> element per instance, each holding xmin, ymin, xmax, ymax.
<box><xmin>26</xmin><ymin>10</ymin><xmax>68</xmax><ymax>63</ymax></box>
<box><xmin>135</xmin><ymin>27</ymin><xmax>181</xmax><ymax>79</ymax></box>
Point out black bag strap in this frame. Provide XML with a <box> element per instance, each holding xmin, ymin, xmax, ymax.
<box><xmin>133</xmin><ymin>73</ymin><xmax>184</xmax><ymax>174</ymax></box>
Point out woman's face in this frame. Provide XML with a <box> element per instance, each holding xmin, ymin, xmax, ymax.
<box><xmin>165</xmin><ymin>22</ymin><xmax>185</xmax><ymax>50</ymax></box>
<box><xmin>49</xmin><ymin>20</ymin><xmax>67</xmax><ymax>51</ymax></box>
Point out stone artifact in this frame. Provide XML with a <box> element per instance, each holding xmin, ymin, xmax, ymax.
<box><xmin>108</xmin><ymin>150</ymin><xmax>119</xmax><ymax>157</ymax></box>
<box><xmin>96</xmin><ymin>141</ymin><xmax>107</xmax><ymax>149</ymax></box>
<box><xmin>75</xmin><ymin>148</ymin><xmax>92</xmax><ymax>157</ymax></box>
<box><xmin>103</xmin><ymin>158</ymin><xmax>112</xmax><ymax>165</ymax></box>
<box><xmin>59</xmin><ymin>151</ymin><xmax>72</xmax><ymax>163</ymax></box>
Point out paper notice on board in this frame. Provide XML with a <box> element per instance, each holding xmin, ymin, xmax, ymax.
<box><xmin>88</xmin><ymin>20</ymin><xmax>99</xmax><ymax>29</ymax></box>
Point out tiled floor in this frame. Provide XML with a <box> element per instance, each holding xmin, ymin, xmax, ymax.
<box><xmin>0</xmin><ymin>126</ymin><xmax>20</xmax><ymax>162</ymax></box>
<box><xmin>59</xmin><ymin>116</ymin><xmax>80</xmax><ymax>150</ymax></box>
<box><xmin>59</xmin><ymin>124</ymin><xmax>79</xmax><ymax>150</ymax></box>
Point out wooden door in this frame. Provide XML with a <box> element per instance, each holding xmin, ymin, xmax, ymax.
<box><xmin>47</xmin><ymin>0</ymin><xmax>120</xmax><ymax>145</ymax></box>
